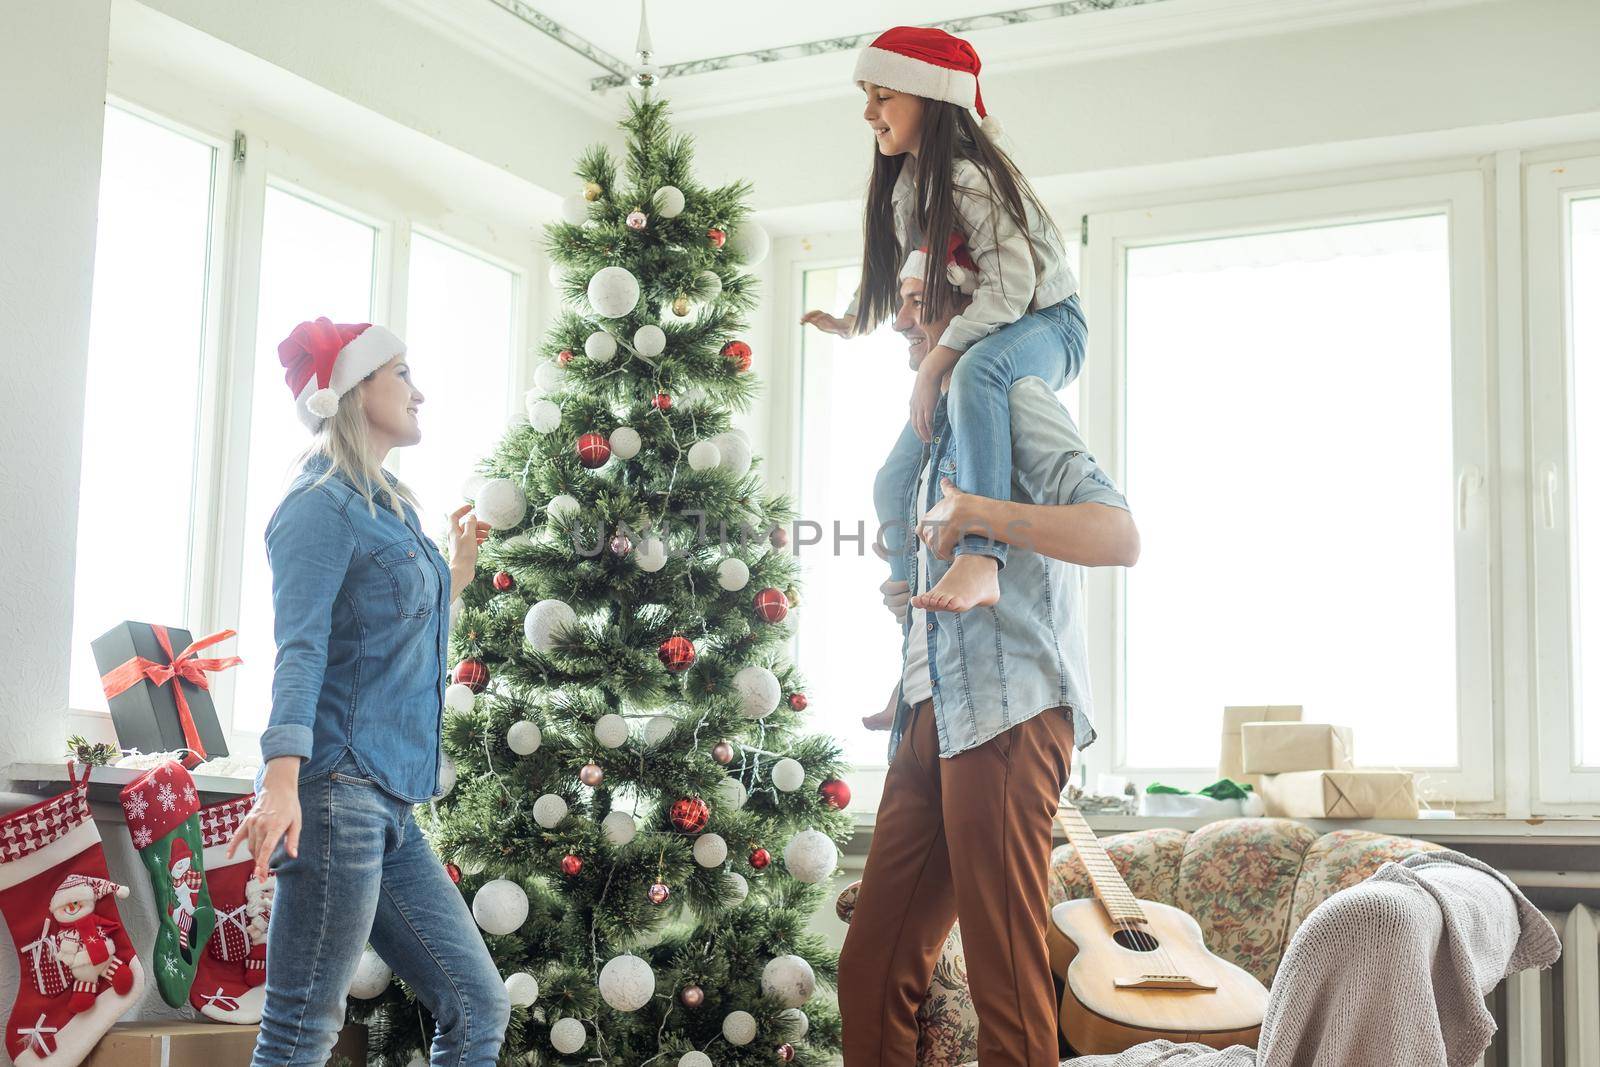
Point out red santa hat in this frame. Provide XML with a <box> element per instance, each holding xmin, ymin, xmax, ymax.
<box><xmin>50</xmin><ymin>874</ymin><xmax>129</xmax><ymax>913</ymax></box>
<box><xmin>900</xmin><ymin>232</ymin><xmax>980</xmax><ymax>295</ymax></box>
<box><xmin>277</xmin><ymin>317</ymin><xmax>407</xmax><ymax>432</ymax></box>
<box><xmin>853</xmin><ymin>26</ymin><xmax>1001</xmax><ymax>139</ymax></box>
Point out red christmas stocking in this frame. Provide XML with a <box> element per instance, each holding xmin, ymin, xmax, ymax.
<box><xmin>188</xmin><ymin>794</ymin><xmax>274</xmax><ymax>1023</ymax></box>
<box><xmin>0</xmin><ymin>771</ymin><xmax>145</xmax><ymax>1067</ymax></box>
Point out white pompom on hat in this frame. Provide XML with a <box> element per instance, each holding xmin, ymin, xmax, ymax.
<box><xmin>899</xmin><ymin>232</ymin><xmax>980</xmax><ymax>295</ymax></box>
<box><xmin>853</xmin><ymin>26</ymin><xmax>1002</xmax><ymax>139</ymax></box>
<box><xmin>277</xmin><ymin>317</ymin><xmax>407</xmax><ymax>431</ymax></box>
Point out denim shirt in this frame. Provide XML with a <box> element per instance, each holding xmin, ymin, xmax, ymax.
<box><xmin>258</xmin><ymin>454</ymin><xmax>451</xmax><ymax>803</ymax></box>
<box><xmin>889</xmin><ymin>377</ymin><xmax>1128</xmax><ymax>762</ymax></box>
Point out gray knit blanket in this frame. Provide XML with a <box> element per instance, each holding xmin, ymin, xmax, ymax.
<box><xmin>1066</xmin><ymin>849</ymin><xmax>1561</xmax><ymax>1067</ymax></box>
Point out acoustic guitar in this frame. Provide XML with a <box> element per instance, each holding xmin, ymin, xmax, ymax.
<box><xmin>1047</xmin><ymin>804</ymin><xmax>1269</xmax><ymax>1054</ymax></box>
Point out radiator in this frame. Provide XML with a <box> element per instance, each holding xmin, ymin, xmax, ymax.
<box><xmin>1478</xmin><ymin>905</ymin><xmax>1599</xmax><ymax>1067</ymax></box>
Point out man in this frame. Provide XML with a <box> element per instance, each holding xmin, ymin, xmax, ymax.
<box><xmin>838</xmin><ymin>249</ymin><xmax>1138</xmax><ymax>1067</ymax></box>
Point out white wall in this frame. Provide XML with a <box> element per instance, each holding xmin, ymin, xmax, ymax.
<box><xmin>0</xmin><ymin>0</ymin><xmax>113</xmax><ymax>775</ymax></box>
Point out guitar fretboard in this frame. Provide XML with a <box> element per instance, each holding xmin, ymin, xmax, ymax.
<box><xmin>1057</xmin><ymin>803</ymin><xmax>1148</xmax><ymax>926</ymax></box>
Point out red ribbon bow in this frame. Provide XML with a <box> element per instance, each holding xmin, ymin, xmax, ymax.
<box><xmin>100</xmin><ymin>625</ymin><xmax>241</xmax><ymax>767</ymax></box>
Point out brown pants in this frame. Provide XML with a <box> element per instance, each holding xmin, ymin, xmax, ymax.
<box><xmin>839</xmin><ymin>701</ymin><xmax>1076</xmax><ymax>1066</ymax></box>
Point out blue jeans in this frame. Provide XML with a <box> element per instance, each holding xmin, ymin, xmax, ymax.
<box><xmin>874</xmin><ymin>296</ymin><xmax>1087</xmax><ymax>579</ymax></box>
<box><xmin>252</xmin><ymin>755</ymin><xmax>510</xmax><ymax>1066</ymax></box>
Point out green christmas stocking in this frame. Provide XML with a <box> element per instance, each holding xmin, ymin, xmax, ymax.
<box><xmin>119</xmin><ymin>761</ymin><xmax>216</xmax><ymax>1006</ymax></box>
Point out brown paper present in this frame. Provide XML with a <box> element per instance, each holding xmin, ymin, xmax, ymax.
<box><xmin>1241</xmin><ymin>722</ymin><xmax>1355</xmax><ymax>775</ymax></box>
<box><xmin>84</xmin><ymin>1021</ymin><xmax>366</xmax><ymax>1066</ymax></box>
<box><xmin>1259</xmin><ymin>770</ymin><xmax>1419</xmax><ymax>819</ymax></box>
<box><xmin>1219</xmin><ymin>705</ymin><xmax>1302</xmax><ymax>789</ymax></box>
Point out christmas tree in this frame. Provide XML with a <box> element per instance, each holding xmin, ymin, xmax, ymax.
<box><xmin>356</xmin><ymin>94</ymin><xmax>853</xmax><ymax>1066</ymax></box>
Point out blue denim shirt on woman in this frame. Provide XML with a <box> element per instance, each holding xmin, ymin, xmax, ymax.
<box><xmin>258</xmin><ymin>453</ymin><xmax>451</xmax><ymax>803</ymax></box>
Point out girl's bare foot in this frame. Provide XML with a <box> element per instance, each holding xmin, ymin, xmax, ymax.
<box><xmin>912</xmin><ymin>553</ymin><xmax>1000</xmax><ymax>613</ymax></box>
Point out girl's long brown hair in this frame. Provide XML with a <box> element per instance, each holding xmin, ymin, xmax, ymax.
<box><xmin>853</xmin><ymin>101</ymin><xmax>1062</xmax><ymax>334</ymax></box>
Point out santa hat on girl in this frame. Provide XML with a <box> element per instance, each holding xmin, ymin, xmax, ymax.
<box><xmin>900</xmin><ymin>232</ymin><xmax>980</xmax><ymax>295</ymax></box>
<box><xmin>853</xmin><ymin>26</ymin><xmax>1002</xmax><ymax>140</ymax></box>
<box><xmin>50</xmin><ymin>874</ymin><xmax>129</xmax><ymax>914</ymax></box>
<box><xmin>277</xmin><ymin>317</ymin><xmax>407</xmax><ymax>431</ymax></box>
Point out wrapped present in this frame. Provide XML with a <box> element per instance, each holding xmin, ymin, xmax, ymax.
<box><xmin>1259</xmin><ymin>770</ymin><xmax>1419</xmax><ymax>819</ymax></box>
<box><xmin>1219</xmin><ymin>705</ymin><xmax>1302</xmax><ymax>789</ymax></box>
<box><xmin>90</xmin><ymin>622</ymin><xmax>238</xmax><ymax>768</ymax></box>
<box><xmin>1140</xmin><ymin>778</ymin><xmax>1264</xmax><ymax>819</ymax></box>
<box><xmin>1241</xmin><ymin>722</ymin><xmax>1354</xmax><ymax>775</ymax></box>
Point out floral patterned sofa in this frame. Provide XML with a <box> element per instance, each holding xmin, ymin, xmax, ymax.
<box><xmin>834</xmin><ymin>817</ymin><xmax>1442</xmax><ymax>1066</ymax></box>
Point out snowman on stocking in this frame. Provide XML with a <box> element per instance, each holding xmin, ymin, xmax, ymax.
<box><xmin>48</xmin><ymin>875</ymin><xmax>135</xmax><ymax>1012</ymax></box>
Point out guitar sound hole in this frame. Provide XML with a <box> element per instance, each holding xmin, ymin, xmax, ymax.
<box><xmin>1113</xmin><ymin>928</ymin><xmax>1162</xmax><ymax>953</ymax></box>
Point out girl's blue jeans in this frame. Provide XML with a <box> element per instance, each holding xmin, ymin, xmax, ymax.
<box><xmin>874</xmin><ymin>295</ymin><xmax>1087</xmax><ymax>580</ymax></box>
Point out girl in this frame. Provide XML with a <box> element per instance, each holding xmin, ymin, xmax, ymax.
<box><xmin>802</xmin><ymin>25</ymin><xmax>1085</xmax><ymax>614</ymax></box>
<box><xmin>228</xmin><ymin>317</ymin><xmax>509</xmax><ymax>1066</ymax></box>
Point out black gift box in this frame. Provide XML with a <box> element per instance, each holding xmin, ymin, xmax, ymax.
<box><xmin>89</xmin><ymin>621</ymin><xmax>231</xmax><ymax>764</ymax></box>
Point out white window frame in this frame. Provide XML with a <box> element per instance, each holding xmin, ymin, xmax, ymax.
<box><xmin>1081</xmin><ymin>171</ymin><xmax>1496</xmax><ymax>801</ymax></box>
<box><xmin>1528</xmin><ymin>153</ymin><xmax>1600</xmax><ymax>804</ymax></box>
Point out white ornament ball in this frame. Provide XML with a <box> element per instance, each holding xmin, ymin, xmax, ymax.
<box><xmin>472</xmin><ymin>879</ymin><xmax>529</xmax><ymax>935</ymax></box>
<box><xmin>715</xmin><ymin>776</ymin><xmax>747</xmax><ymax>811</ymax></box>
<box><xmin>722</xmin><ymin>1010</ymin><xmax>757</xmax><ymax>1046</ymax></box>
<box><xmin>692</xmin><ymin>833</ymin><xmax>728</xmax><ymax>868</ymax></box>
<box><xmin>476</xmin><ymin>478</ymin><xmax>528</xmax><ymax>529</ymax></box>
<box><xmin>546</xmin><ymin>494</ymin><xmax>580</xmax><ymax>522</ymax></box>
<box><xmin>783</xmin><ymin>829</ymin><xmax>839</xmax><ymax>885</ymax></box>
<box><xmin>560</xmin><ymin>195</ymin><xmax>588</xmax><ymax>225</ymax></box>
<box><xmin>587</xmin><ymin>266</ymin><xmax>640</xmax><ymax>319</ymax></box>
<box><xmin>507</xmin><ymin>409</ymin><xmax>529</xmax><ymax>430</ymax></box>
<box><xmin>679</xmin><ymin>1053</ymin><xmax>713</xmax><ymax>1067</ymax></box>
<box><xmin>533</xmin><ymin>360</ymin><xmax>566</xmax><ymax>394</ymax></box>
<box><xmin>507</xmin><ymin>720</ymin><xmax>542</xmax><ymax>756</ymax></box>
<box><xmin>444</xmin><ymin>683</ymin><xmax>477</xmax><ymax>713</ymax></box>
<box><xmin>716</xmin><ymin>558</ymin><xmax>750</xmax><ymax>592</ymax></box>
<box><xmin>532</xmin><ymin>793</ymin><xmax>569</xmax><ymax>829</ymax></box>
<box><xmin>644</xmin><ymin>714</ymin><xmax>676</xmax><ymax>747</ymax></box>
<box><xmin>504</xmin><ymin>971</ymin><xmax>539</xmax><ymax>1008</ymax></box>
<box><xmin>550</xmin><ymin>1017</ymin><xmax>586</xmax><ymax>1055</ymax></box>
<box><xmin>348</xmin><ymin>948</ymin><xmax>392</xmax><ymax>999</ymax></box>
<box><xmin>523</xmin><ymin>599</ymin><xmax>577</xmax><ymax>653</ymax></box>
<box><xmin>780</xmin><ymin>1008</ymin><xmax>810</xmax><ymax>1039</ymax></box>
<box><xmin>712</xmin><ymin>431</ymin><xmax>752</xmax><ymax>477</ymax></box>
<box><xmin>528</xmin><ymin>399</ymin><xmax>562</xmax><ymax>434</ymax></box>
<box><xmin>635</xmin><ymin>537</ymin><xmax>668</xmax><ymax>573</ymax></box>
<box><xmin>548</xmin><ymin>264</ymin><xmax>567</xmax><ymax>290</ymax></box>
<box><xmin>733</xmin><ymin>665</ymin><xmax>782</xmax><ymax>720</ymax></box>
<box><xmin>725</xmin><ymin>871</ymin><xmax>749</xmax><ymax>904</ymax></box>
<box><xmin>405</xmin><ymin>1055</ymin><xmax>427</xmax><ymax>1067</ymax></box>
<box><xmin>687</xmin><ymin>440</ymin><xmax>722</xmax><ymax>472</ymax></box>
<box><xmin>652</xmin><ymin>185</ymin><xmax>685</xmax><ymax>218</ymax></box>
<box><xmin>696</xmin><ymin>270</ymin><xmax>723</xmax><ymax>299</ymax></box>
<box><xmin>609</xmin><ymin>426</ymin><xmax>642</xmax><ymax>460</ymax></box>
<box><xmin>771</xmin><ymin>758</ymin><xmax>805</xmax><ymax>793</ymax></box>
<box><xmin>594</xmin><ymin>713</ymin><xmax>629</xmax><ymax>749</ymax></box>
<box><xmin>633</xmin><ymin>324</ymin><xmax>667</xmax><ymax>358</ymax></box>
<box><xmin>436</xmin><ymin>757</ymin><xmax>456</xmax><ymax>797</ymax></box>
<box><xmin>761</xmin><ymin>954</ymin><xmax>816</xmax><ymax>1008</ymax></box>
<box><xmin>598</xmin><ymin>953</ymin><xmax>656</xmax><ymax>1012</ymax></box>
<box><xmin>602</xmin><ymin>810</ymin><xmax>637</xmax><ymax>846</ymax></box>
<box><xmin>584</xmin><ymin>330</ymin><xmax>618</xmax><ymax>363</ymax></box>
<box><xmin>730</xmin><ymin>222</ymin><xmax>771</xmax><ymax>267</ymax></box>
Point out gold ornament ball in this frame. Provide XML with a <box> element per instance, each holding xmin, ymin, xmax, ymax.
<box><xmin>672</xmin><ymin>295</ymin><xmax>691</xmax><ymax>317</ymax></box>
<box><xmin>680</xmin><ymin>984</ymin><xmax>705</xmax><ymax>1008</ymax></box>
<box><xmin>582</xmin><ymin>181</ymin><xmax>602</xmax><ymax>202</ymax></box>
<box><xmin>580</xmin><ymin>762</ymin><xmax>604</xmax><ymax>787</ymax></box>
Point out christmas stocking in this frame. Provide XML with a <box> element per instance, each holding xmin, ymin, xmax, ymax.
<box><xmin>0</xmin><ymin>769</ymin><xmax>145</xmax><ymax>1067</ymax></box>
<box><xmin>118</xmin><ymin>761</ymin><xmax>215</xmax><ymax>1008</ymax></box>
<box><xmin>189</xmin><ymin>794</ymin><xmax>274</xmax><ymax>1023</ymax></box>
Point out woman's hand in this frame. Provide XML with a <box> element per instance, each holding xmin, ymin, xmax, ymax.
<box><xmin>919</xmin><ymin>478</ymin><xmax>992</xmax><ymax>560</ymax></box>
<box><xmin>226</xmin><ymin>757</ymin><xmax>302</xmax><ymax>883</ymax></box>
<box><xmin>447</xmin><ymin>504</ymin><xmax>491</xmax><ymax>598</ymax></box>
<box><xmin>800</xmin><ymin>310</ymin><xmax>856</xmax><ymax>338</ymax></box>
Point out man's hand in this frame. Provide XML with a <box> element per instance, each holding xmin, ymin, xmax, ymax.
<box><xmin>909</xmin><ymin>365</ymin><xmax>942</xmax><ymax>443</ymax></box>
<box><xmin>919</xmin><ymin>478</ymin><xmax>994</xmax><ymax>560</ymax></box>
<box><xmin>880</xmin><ymin>576</ymin><xmax>911</xmax><ymax>622</ymax></box>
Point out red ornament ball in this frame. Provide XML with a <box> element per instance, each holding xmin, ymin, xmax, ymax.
<box><xmin>492</xmin><ymin>570</ymin><xmax>515</xmax><ymax>592</ymax></box>
<box><xmin>749</xmin><ymin>847</ymin><xmax>772</xmax><ymax>870</ymax></box>
<box><xmin>647</xmin><ymin>881</ymin><xmax>670</xmax><ymax>905</ymax></box>
<box><xmin>557</xmin><ymin>349</ymin><xmax>575</xmax><ymax>366</ymax></box>
<box><xmin>769</xmin><ymin>525</ymin><xmax>789</xmax><ymax>549</ymax></box>
<box><xmin>561</xmin><ymin>854</ymin><xmax>583</xmax><ymax>877</ymax></box>
<box><xmin>680</xmin><ymin>984</ymin><xmax>705</xmax><ymax>1008</ymax></box>
<box><xmin>721</xmin><ymin>340</ymin><xmax>752</xmax><ymax>372</ymax></box>
<box><xmin>444</xmin><ymin>862</ymin><xmax>462</xmax><ymax>885</ymax></box>
<box><xmin>452</xmin><ymin>658</ymin><xmax>489</xmax><ymax>693</ymax></box>
<box><xmin>658</xmin><ymin>635</ymin><xmax>696</xmax><ymax>672</ymax></box>
<box><xmin>753</xmin><ymin>587</ymin><xmax>789</xmax><ymax>623</ymax></box>
<box><xmin>609</xmin><ymin>532</ymin><xmax>633</xmax><ymax>556</ymax></box>
<box><xmin>788</xmin><ymin>692</ymin><xmax>808</xmax><ymax>712</ymax></box>
<box><xmin>707</xmin><ymin>227</ymin><xmax>727</xmax><ymax>249</ymax></box>
<box><xmin>652</xmin><ymin>392</ymin><xmax>673</xmax><ymax>411</ymax></box>
<box><xmin>576</xmin><ymin>432</ymin><xmax>612</xmax><ymax>468</ymax></box>
<box><xmin>778</xmin><ymin>1045</ymin><xmax>796</xmax><ymax>1063</ymax></box>
<box><xmin>819</xmin><ymin>777</ymin><xmax>852</xmax><ymax>811</ymax></box>
<box><xmin>670</xmin><ymin>796</ymin><xmax>710</xmax><ymax>834</ymax></box>
<box><xmin>712</xmin><ymin>741</ymin><xmax>734</xmax><ymax>765</ymax></box>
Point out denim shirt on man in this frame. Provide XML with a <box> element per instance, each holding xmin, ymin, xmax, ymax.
<box><xmin>258</xmin><ymin>453</ymin><xmax>451</xmax><ymax>803</ymax></box>
<box><xmin>889</xmin><ymin>376</ymin><xmax>1129</xmax><ymax>763</ymax></box>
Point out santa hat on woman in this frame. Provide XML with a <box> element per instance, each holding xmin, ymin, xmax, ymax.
<box><xmin>277</xmin><ymin>317</ymin><xmax>407</xmax><ymax>431</ymax></box>
<box><xmin>50</xmin><ymin>874</ymin><xmax>129</xmax><ymax>914</ymax></box>
<box><xmin>900</xmin><ymin>232</ymin><xmax>980</xmax><ymax>295</ymax></box>
<box><xmin>853</xmin><ymin>26</ymin><xmax>1002</xmax><ymax>140</ymax></box>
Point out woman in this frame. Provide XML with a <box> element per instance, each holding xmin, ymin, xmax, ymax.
<box><xmin>227</xmin><ymin>317</ymin><xmax>509</xmax><ymax>1066</ymax></box>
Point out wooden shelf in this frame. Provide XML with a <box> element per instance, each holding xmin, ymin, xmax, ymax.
<box><xmin>5</xmin><ymin>761</ymin><xmax>255</xmax><ymax>809</ymax></box>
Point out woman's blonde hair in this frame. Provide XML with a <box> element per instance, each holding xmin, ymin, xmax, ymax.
<box><xmin>297</xmin><ymin>373</ymin><xmax>420</xmax><ymax>519</ymax></box>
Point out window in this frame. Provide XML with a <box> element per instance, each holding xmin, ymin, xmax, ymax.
<box><xmin>230</xmin><ymin>187</ymin><xmax>377</xmax><ymax>735</ymax></box>
<box><xmin>69</xmin><ymin>107</ymin><xmax>217</xmax><ymax>712</ymax></box>
<box><xmin>1574</xmin><ymin>194</ymin><xmax>1600</xmax><ymax>767</ymax></box>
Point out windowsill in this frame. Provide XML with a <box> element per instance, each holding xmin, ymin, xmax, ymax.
<box><xmin>4</xmin><ymin>761</ymin><xmax>256</xmax><ymax>810</ymax></box>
